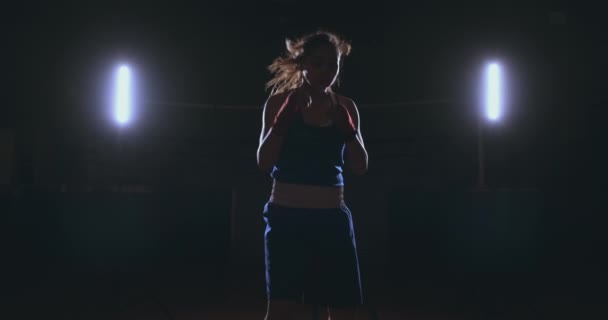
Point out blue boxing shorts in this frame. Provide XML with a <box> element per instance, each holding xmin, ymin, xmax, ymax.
<box><xmin>262</xmin><ymin>201</ymin><xmax>363</xmax><ymax>308</ymax></box>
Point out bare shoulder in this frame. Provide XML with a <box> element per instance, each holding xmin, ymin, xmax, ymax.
<box><xmin>266</xmin><ymin>90</ymin><xmax>291</xmax><ymax>109</ymax></box>
<box><xmin>260</xmin><ymin>90</ymin><xmax>292</xmax><ymax>142</ymax></box>
<box><xmin>263</xmin><ymin>90</ymin><xmax>292</xmax><ymax>121</ymax></box>
<box><xmin>334</xmin><ymin>93</ymin><xmax>359</xmax><ymax>115</ymax></box>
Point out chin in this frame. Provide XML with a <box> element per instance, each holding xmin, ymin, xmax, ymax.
<box><xmin>310</xmin><ymin>79</ymin><xmax>333</xmax><ymax>89</ymax></box>
<box><xmin>310</xmin><ymin>84</ymin><xmax>329</xmax><ymax>92</ymax></box>
<box><xmin>325</xmin><ymin>79</ymin><xmax>337</xmax><ymax>88</ymax></box>
<box><xmin>320</xmin><ymin>82</ymin><xmax>334</xmax><ymax>90</ymax></box>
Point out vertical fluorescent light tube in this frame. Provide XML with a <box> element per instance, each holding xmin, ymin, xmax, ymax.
<box><xmin>115</xmin><ymin>65</ymin><xmax>131</xmax><ymax>125</ymax></box>
<box><xmin>486</xmin><ymin>63</ymin><xmax>501</xmax><ymax>121</ymax></box>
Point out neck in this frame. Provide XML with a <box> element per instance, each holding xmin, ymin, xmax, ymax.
<box><xmin>303</xmin><ymin>83</ymin><xmax>330</xmax><ymax>98</ymax></box>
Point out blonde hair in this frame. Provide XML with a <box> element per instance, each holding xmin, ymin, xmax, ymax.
<box><xmin>265</xmin><ymin>30</ymin><xmax>352</xmax><ymax>95</ymax></box>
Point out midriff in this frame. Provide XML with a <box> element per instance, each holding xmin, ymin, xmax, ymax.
<box><xmin>269</xmin><ymin>180</ymin><xmax>344</xmax><ymax>209</ymax></box>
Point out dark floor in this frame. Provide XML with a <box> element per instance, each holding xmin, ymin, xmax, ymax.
<box><xmin>3</xmin><ymin>261</ymin><xmax>606</xmax><ymax>320</ymax></box>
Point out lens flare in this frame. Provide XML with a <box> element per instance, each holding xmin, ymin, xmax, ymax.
<box><xmin>114</xmin><ymin>65</ymin><xmax>132</xmax><ymax>125</ymax></box>
<box><xmin>486</xmin><ymin>63</ymin><xmax>501</xmax><ymax>121</ymax></box>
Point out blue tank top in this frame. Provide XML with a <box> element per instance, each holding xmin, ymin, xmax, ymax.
<box><xmin>270</xmin><ymin>93</ymin><xmax>346</xmax><ymax>186</ymax></box>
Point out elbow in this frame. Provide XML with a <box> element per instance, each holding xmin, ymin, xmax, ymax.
<box><xmin>344</xmin><ymin>140</ymin><xmax>368</xmax><ymax>176</ymax></box>
<box><xmin>350</xmin><ymin>167</ymin><xmax>367</xmax><ymax>176</ymax></box>
<box><xmin>256</xmin><ymin>150</ymin><xmax>275</xmax><ymax>173</ymax></box>
<box><xmin>345</xmin><ymin>153</ymin><xmax>368</xmax><ymax>176</ymax></box>
<box><xmin>257</xmin><ymin>162</ymin><xmax>274</xmax><ymax>173</ymax></box>
<box><xmin>347</xmin><ymin>163</ymin><xmax>368</xmax><ymax>176</ymax></box>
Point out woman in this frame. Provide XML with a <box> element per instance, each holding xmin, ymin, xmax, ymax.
<box><xmin>257</xmin><ymin>30</ymin><xmax>368</xmax><ymax>320</ymax></box>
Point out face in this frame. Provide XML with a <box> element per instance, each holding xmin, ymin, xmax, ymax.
<box><xmin>301</xmin><ymin>44</ymin><xmax>341</xmax><ymax>91</ymax></box>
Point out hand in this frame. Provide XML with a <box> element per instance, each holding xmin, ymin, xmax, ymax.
<box><xmin>332</xmin><ymin>103</ymin><xmax>357</xmax><ymax>142</ymax></box>
<box><xmin>271</xmin><ymin>89</ymin><xmax>308</xmax><ymax>136</ymax></box>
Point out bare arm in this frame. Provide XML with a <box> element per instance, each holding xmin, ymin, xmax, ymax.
<box><xmin>256</xmin><ymin>93</ymin><xmax>286</xmax><ymax>173</ymax></box>
<box><xmin>341</xmin><ymin>97</ymin><xmax>368</xmax><ymax>175</ymax></box>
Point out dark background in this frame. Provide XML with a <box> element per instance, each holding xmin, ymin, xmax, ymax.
<box><xmin>1</xmin><ymin>0</ymin><xmax>607</xmax><ymax>318</ymax></box>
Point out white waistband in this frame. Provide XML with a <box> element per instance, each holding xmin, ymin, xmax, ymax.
<box><xmin>269</xmin><ymin>180</ymin><xmax>344</xmax><ymax>209</ymax></box>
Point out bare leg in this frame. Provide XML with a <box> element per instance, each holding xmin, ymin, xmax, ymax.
<box><xmin>265</xmin><ymin>299</ymin><xmax>313</xmax><ymax>320</ymax></box>
<box><xmin>327</xmin><ymin>306</ymin><xmax>357</xmax><ymax>320</ymax></box>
